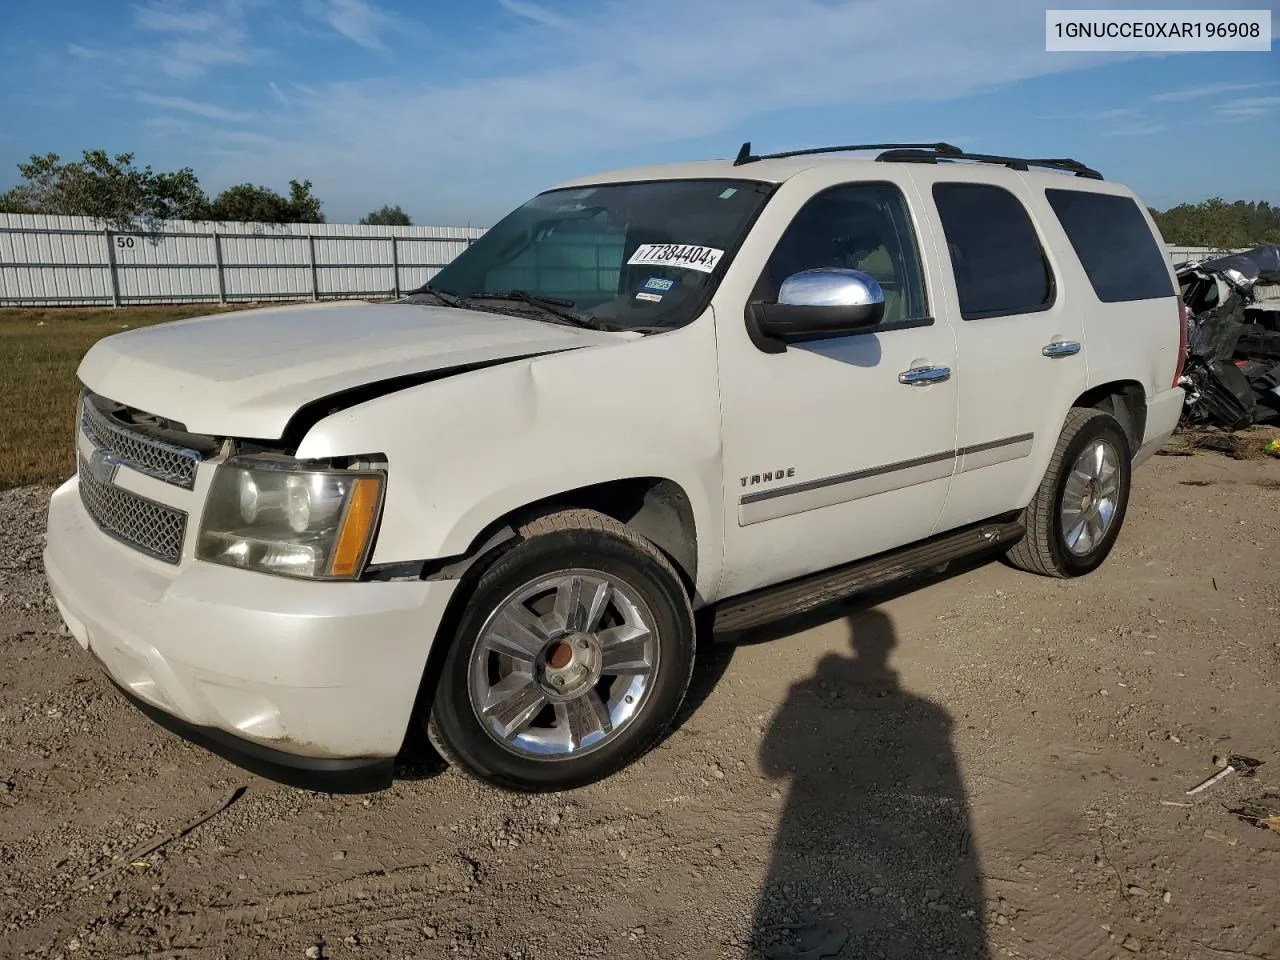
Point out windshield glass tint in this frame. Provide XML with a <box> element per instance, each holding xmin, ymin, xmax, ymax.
<box><xmin>426</xmin><ymin>179</ymin><xmax>774</xmax><ymax>331</ymax></box>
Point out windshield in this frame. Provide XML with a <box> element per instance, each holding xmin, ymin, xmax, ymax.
<box><xmin>422</xmin><ymin>179</ymin><xmax>774</xmax><ymax>331</ymax></box>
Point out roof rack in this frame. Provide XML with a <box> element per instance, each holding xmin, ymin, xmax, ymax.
<box><xmin>733</xmin><ymin>141</ymin><xmax>961</xmax><ymax>165</ymax></box>
<box><xmin>731</xmin><ymin>141</ymin><xmax>1103</xmax><ymax>179</ymax></box>
<box><xmin>874</xmin><ymin>146</ymin><xmax>1103</xmax><ymax>179</ymax></box>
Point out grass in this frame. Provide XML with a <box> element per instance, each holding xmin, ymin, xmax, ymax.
<box><xmin>0</xmin><ymin>305</ymin><xmax>255</xmax><ymax>489</ymax></box>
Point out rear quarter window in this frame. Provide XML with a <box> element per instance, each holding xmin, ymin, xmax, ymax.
<box><xmin>1044</xmin><ymin>189</ymin><xmax>1175</xmax><ymax>303</ymax></box>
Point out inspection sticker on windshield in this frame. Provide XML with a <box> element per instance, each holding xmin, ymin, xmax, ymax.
<box><xmin>628</xmin><ymin>243</ymin><xmax>724</xmax><ymax>274</ymax></box>
<box><xmin>635</xmin><ymin>291</ymin><xmax>664</xmax><ymax>302</ymax></box>
<box><xmin>644</xmin><ymin>277</ymin><xmax>675</xmax><ymax>292</ymax></box>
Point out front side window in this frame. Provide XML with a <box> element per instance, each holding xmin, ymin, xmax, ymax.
<box><xmin>424</xmin><ymin>179</ymin><xmax>774</xmax><ymax>332</ymax></box>
<box><xmin>754</xmin><ymin>181</ymin><xmax>930</xmax><ymax>327</ymax></box>
<box><xmin>1045</xmin><ymin>189</ymin><xmax>1175</xmax><ymax>303</ymax></box>
<box><xmin>933</xmin><ymin>182</ymin><xmax>1054</xmax><ymax>320</ymax></box>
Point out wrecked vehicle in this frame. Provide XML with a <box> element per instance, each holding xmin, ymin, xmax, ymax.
<box><xmin>44</xmin><ymin>143</ymin><xmax>1187</xmax><ymax>794</ymax></box>
<box><xmin>1176</xmin><ymin>244</ymin><xmax>1280</xmax><ymax>430</ymax></box>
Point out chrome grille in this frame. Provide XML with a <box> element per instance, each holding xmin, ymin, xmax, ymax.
<box><xmin>77</xmin><ymin>453</ymin><xmax>188</xmax><ymax>564</ymax></box>
<box><xmin>80</xmin><ymin>395</ymin><xmax>201</xmax><ymax>490</ymax></box>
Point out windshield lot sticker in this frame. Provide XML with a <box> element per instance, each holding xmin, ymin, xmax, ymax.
<box><xmin>635</xmin><ymin>291</ymin><xmax>664</xmax><ymax>302</ymax></box>
<box><xmin>627</xmin><ymin>244</ymin><xmax>724</xmax><ymax>274</ymax></box>
<box><xmin>644</xmin><ymin>277</ymin><xmax>675</xmax><ymax>292</ymax></box>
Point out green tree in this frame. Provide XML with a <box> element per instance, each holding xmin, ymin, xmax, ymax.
<box><xmin>1151</xmin><ymin>198</ymin><xmax>1280</xmax><ymax>248</ymax></box>
<box><xmin>208</xmin><ymin>179</ymin><xmax>325</xmax><ymax>223</ymax></box>
<box><xmin>359</xmin><ymin>204</ymin><xmax>412</xmax><ymax>226</ymax></box>
<box><xmin>0</xmin><ymin>187</ymin><xmax>33</xmax><ymax>214</ymax></box>
<box><xmin>0</xmin><ymin>150</ymin><xmax>211</xmax><ymax>229</ymax></box>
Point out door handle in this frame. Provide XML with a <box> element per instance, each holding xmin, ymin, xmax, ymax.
<box><xmin>898</xmin><ymin>365</ymin><xmax>951</xmax><ymax>386</ymax></box>
<box><xmin>1042</xmin><ymin>339</ymin><xmax>1081</xmax><ymax>358</ymax></box>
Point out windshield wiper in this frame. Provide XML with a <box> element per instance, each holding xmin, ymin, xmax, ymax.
<box><xmin>404</xmin><ymin>284</ymin><xmax>465</xmax><ymax>308</ymax></box>
<box><xmin>467</xmin><ymin>290</ymin><xmax>611</xmax><ymax>331</ymax></box>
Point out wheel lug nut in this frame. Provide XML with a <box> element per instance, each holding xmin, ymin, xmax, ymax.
<box><xmin>551</xmin><ymin>675</ymin><xmax>565</xmax><ymax>687</ymax></box>
<box><xmin>575</xmin><ymin>639</ymin><xmax>589</xmax><ymax>651</ymax></box>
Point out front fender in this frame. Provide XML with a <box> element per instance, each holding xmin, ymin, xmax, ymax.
<box><xmin>295</xmin><ymin>318</ymin><xmax>726</xmax><ymax>601</ymax></box>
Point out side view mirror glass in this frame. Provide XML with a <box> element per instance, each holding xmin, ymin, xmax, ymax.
<box><xmin>747</xmin><ymin>268</ymin><xmax>886</xmax><ymax>353</ymax></box>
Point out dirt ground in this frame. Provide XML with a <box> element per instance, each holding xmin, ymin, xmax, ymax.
<box><xmin>2</xmin><ymin>440</ymin><xmax>1278</xmax><ymax>960</ymax></box>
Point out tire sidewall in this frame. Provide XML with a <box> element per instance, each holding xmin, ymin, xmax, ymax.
<box><xmin>430</xmin><ymin>526</ymin><xmax>694</xmax><ymax>791</ymax></box>
<box><xmin>1048</xmin><ymin>414</ymin><xmax>1132</xmax><ymax>575</ymax></box>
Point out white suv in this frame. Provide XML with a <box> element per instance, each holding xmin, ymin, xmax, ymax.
<box><xmin>44</xmin><ymin>142</ymin><xmax>1187</xmax><ymax>793</ymax></box>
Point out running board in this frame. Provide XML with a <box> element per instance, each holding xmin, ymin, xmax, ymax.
<box><xmin>712</xmin><ymin>518</ymin><xmax>1025</xmax><ymax>634</ymax></box>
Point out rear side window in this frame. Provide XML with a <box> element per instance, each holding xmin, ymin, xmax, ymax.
<box><xmin>933</xmin><ymin>183</ymin><xmax>1054</xmax><ymax>320</ymax></box>
<box><xmin>1045</xmin><ymin>189</ymin><xmax>1175</xmax><ymax>303</ymax></box>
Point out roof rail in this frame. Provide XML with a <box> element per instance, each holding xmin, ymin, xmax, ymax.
<box><xmin>733</xmin><ymin>141</ymin><xmax>962</xmax><ymax>166</ymax></box>
<box><xmin>875</xmin><ymin>146</ymin><xmax>1103</xmax><ymax>179</ymax></box>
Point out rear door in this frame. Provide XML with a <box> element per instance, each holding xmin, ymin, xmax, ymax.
<box><xmin>1041</xmin><ymin>186</ymin><xmax>1181</xmax><ymax>398</ymax></box>
<box><xmin>910</xmin><ymin>170</ymin><xmax>1088</xmax><ymax>532</ymax></box>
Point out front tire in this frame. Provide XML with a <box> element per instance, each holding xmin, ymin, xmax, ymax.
<box><xmin>1006</xmin><ymin>407</ymin><xmax>1132</xmax><ymax>578</ymax></box>
<box><xmin>427</xmin><ymin>509</ymin><xmax>695</xmax><ymax>792</ymax></box>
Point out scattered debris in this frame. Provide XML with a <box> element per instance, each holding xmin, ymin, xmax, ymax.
<box><xmin>1185</xmin><ymin>755</ymin><xmax>1263</xmax><ymax>795</ymax></box>
<box><xmin>1177</xmin><ymin>245</ymin><xmax>1280</xmax><ymax>430</ymax></box>
<box><xmin>1228</xmin><ymin>801</ymin><xmax>1280</xmax><ymax>833</ymax></box>
<box><xmin>79</xmin><ymin>786</ymin><xmax>246</xmax><ymax>889</ymax></box>
<box><xmin>1202</xmin><ymin>829</ymin><xmax>1239</xmax><ymax>847</ymax></box>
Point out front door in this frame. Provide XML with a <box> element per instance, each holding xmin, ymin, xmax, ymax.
<box><xmin>715</xmin><ymin>174</ymin><xmax>960</xmax><ymax>600</ymax></box>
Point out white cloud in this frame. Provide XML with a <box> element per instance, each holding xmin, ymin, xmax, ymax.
<box><xmin>1085</xmin><ymin>107</ymin><xmax>1141</xmax><ymax>122</ymax></box>
<box><xmin>268</xmin><ymin>80</ymin><xmax>289</xmax><ymax>105</ymax></box>
<box><xmin>1216</xmin><ymin>95</ymin><xmax>1280</xmax><ymax>120</ymax></box>
<box><xmin>136</xmin><ymin>91</ymin><xmax>254</xmax><ymax>121</ymax></box>
<box><xmin>322</xmin><ymin>0</ymin><xmax>393</xmax><ymax>49</ymax></box>
<box><xmin>1102</xmin><ymin>122</ymin><xmax>1169</xmax><ymax>137</ymax></box>
<box><xmin>255</xmin><ymin>0</ymin><xmax>1129</xmax><ymax>156</ymax></box>
<box><xmin>114</xmin><ymin>0</ymin><xmax>1146</xmax><ymax>219</ymax></box>
<box><xmin>133</xmin><ymin>4</ymin><xmax>223</xmax><ymax>33</ymax></box>
<box><xmin>498</xmin><ymin>0</ymin><xmax>575</xmax><ymax>29</ymax></box>
<box><xmin>1152</xmin><ymin>81</ymin><xmax>1273</xmax><ymax>102</ymax></box>
<box><xmin>132</xmin><ymin>1</ymin><xmax>255</xmax><ymax>78</ymax></box>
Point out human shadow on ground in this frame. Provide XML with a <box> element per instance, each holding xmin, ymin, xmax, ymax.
<box><xmin>730</xmin><ymin>576</ymin><xmax>990</xmax><ymax>960</ymax></box>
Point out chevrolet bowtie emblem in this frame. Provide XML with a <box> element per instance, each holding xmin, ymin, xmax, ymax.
<box><xmin>87</xmin><ymin>447</ymin><xmax>122</xmax><ymax>486</ymax></box>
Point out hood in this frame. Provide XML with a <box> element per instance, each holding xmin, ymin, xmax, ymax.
<box><xmin>77</xmin><ymin>300</ymin><xmax>626</xmax><ymax>438</ymax></box>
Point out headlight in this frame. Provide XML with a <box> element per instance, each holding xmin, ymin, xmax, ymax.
<box><xmin>196</xmin><ymin>457</ymin><xmax>385</xmax><ymax>580</ymax></box>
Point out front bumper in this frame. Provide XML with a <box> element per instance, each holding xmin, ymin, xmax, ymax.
<box><xmin>44</xmin><ymin>478</ymin><xmax>459</xmax><ymax>791</ymax></box>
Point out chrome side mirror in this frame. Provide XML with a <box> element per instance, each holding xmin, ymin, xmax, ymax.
<box><xmin>778</xmin><ymin>267</ymin><xmax>885</xmax><ymax>309</ymax></box>
<box><xmin>747</xmin><ymin>268</ymin><xmax>887</xmax><ymax>353</ymax></box>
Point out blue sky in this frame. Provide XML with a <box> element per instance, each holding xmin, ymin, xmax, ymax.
<box><xmin>1</xmin><ymin>0</ymin><xmax>1277</xmax><ymax>225</ymax></box>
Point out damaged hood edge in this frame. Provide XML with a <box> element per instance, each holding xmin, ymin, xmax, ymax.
<box><xmin>76</xmin><ymin>300</ymin><xmax>631</xmax><ymax>439</ymax></box>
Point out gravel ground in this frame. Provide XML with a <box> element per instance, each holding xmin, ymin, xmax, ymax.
<box><xmin>1</xmin><ymin>440</ymin><xmax>1278</xmax><ymax>960</ymax></box>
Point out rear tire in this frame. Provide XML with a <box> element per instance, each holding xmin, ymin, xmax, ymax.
<box><xmin>427</xmin><ymin>509</ymin><xmax>695</xmax><ymax>792</ymax></box>
<box><xmin>1006</xmin><ymin>408</ymin><xmax>1132</xmax><ymax>578</ymax></box>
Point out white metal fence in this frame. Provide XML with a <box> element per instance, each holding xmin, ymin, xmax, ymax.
<box><xmin>0</xmin><ymin>213</ymin><xmax>487</xmax><ymax>307</ymax></box>
<box><xmin>1165</xmin><ymin>245</ymin><xmax>1247</xmax><ymax>268</ymax></box>
<box><xmin>0</xmin><ymin>212</ymin><xmax>1248</xmax><ymax>308</ymax></box>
